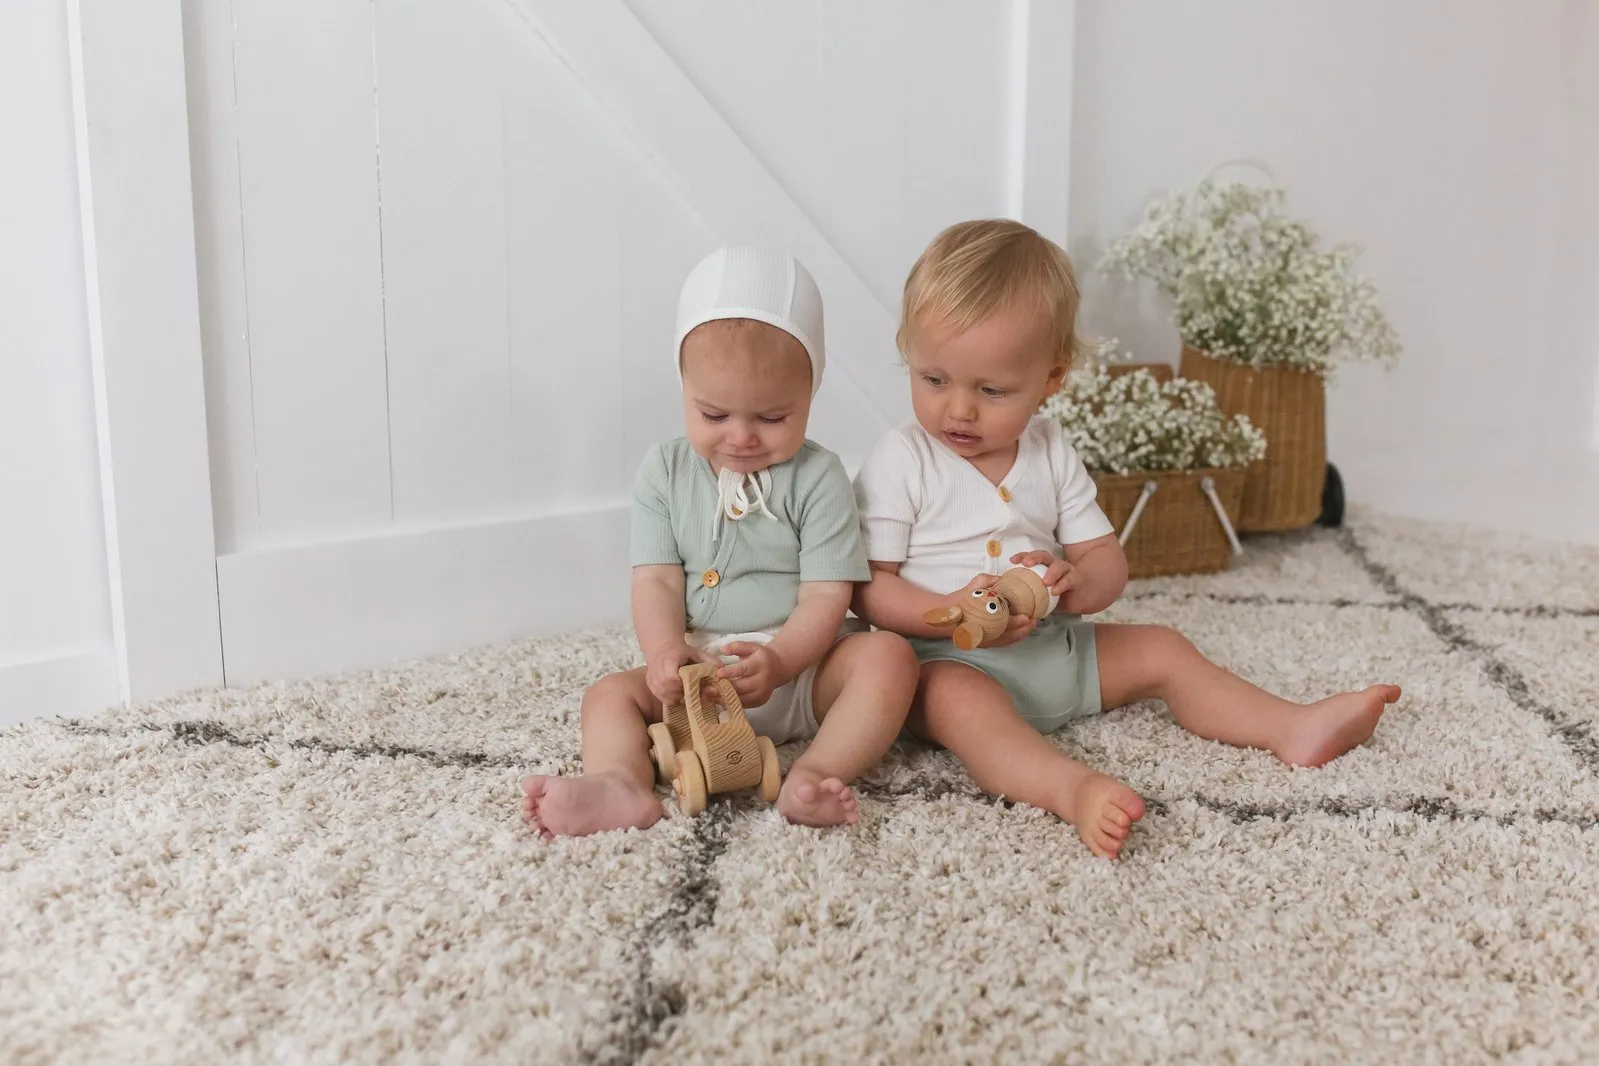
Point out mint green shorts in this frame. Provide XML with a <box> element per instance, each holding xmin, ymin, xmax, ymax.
<box><xmin>907</xmin><ymin>615</ymin><xmax>1102</xmax><ymax>734</ymax></box>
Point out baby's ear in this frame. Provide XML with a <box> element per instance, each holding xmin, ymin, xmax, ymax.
<box><xmin>922</xmin><ymin>606</ymin><xmax>963</xmax><ymax>629</ymax></box>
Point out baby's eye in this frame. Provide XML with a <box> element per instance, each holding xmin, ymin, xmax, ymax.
<box><xmin>757</xmin><ymin>415</ymin><xmax>788</xmax><ymax>425</ymax></box>
<box><xmin>981</xmin><ymin>386</ymin><xmax>1008</xmax><ymax>398</ymax></box>
<box><xmin>701</xmin><ymin>412</ymin><xmax>728</xmax><ymax>423</ymax></box>
<box><xmin>922</xmin><ymin>374</ymin><xmax>946</xmax><ymax>387</ymax></box>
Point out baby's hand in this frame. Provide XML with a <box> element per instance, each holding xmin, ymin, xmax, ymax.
<box><xmin>646</xmin><ymin>642</ymin><xmax>713</xmax><ymax>705</ymax></box>
<box><xmin>1010</xmin><ymin>550</ymin><xmax>1077</xmax><ymax>599</ymax></box>
<box><xmin>977</xmin><ymin>610</ymin><xmax>1035</xmax><ymax>649</ymax></box>
<box><xmin>715</xmin><ymin>643</ymin><xmax>787</xmax><ymax>710</ymax></box>
<box><xmin>937</xmin><ymin>574</ymin><xmax>1034</xmax><ymax>648</ymax></box>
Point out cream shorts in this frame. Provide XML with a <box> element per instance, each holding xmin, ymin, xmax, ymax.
<box><xmin>685</xmin><ymin>621</ymin><xmax>864</xmax><ymax>744</ymax></box>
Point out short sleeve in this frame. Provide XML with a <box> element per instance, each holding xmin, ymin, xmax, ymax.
<box><xmin>1048</xmin><ymin>421</ymin><xmax>1116</xmax><ymax>545</ymax></box>
<box><xmin>794</xmin><ymin>450</ymin><xmax>871</xmax><ymax>582</ymax></box>
<box><xmin>629</xmin><ymin>444</ymin><xmax>682</xmax><ymax>566</ymax></box>
<box><xmin>852</xmin><ymin>431</ymin><xmax>922</xmax><ymax>563</ymax></box>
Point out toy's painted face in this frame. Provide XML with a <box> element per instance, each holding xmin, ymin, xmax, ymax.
<box><xmin>969</xmin><ymin>588</ymin><xmax>1004</xmax><ymax>616</ymax></box>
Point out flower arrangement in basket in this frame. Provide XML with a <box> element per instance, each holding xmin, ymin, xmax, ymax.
<box><xmin>1099</xmin><ymin>175</ymin><xmax>1400</xmax><ymax>531</ymax></box>
<box><xmin>1042</xmin><ymin>349</ymin><xmax>1266</xmax><ymax>578</ymax></box>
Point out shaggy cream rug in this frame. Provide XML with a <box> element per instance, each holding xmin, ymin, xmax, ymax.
<box><xmin>3</xmin><ymin>509</ymin><xmax>1598</xmax><ymax>1065</ymax></box>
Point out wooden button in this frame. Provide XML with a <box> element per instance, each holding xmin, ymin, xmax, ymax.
<box><xmin>998</xmin><ymin>486</ymin><xmax>1012</xmax><ymax>503</ymax></box>
<box><xmin>985</xmin><ymin>539</ymin><xmax>1001</xmax><ymax>558</ymax></box>
<box><xmin>701</xmin><ymin>569</ymin><xmax>721</xmax><ymax>588</ymax></box>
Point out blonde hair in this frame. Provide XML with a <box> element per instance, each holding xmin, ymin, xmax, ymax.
<box><xmin>897</xmin><ymin>219</ymin><xmax>1086</xmax><ymax>368</ymax></box>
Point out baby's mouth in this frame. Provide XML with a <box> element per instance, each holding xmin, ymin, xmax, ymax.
<box><xmin>943</xmin><ymin>430</ymin><xmax>980</xmax><ymax>447</ymax></box>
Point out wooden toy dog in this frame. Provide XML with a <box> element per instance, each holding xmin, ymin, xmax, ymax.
<box><xmin>922</xmin><ymin>566</ymin><xmax>1053</xmax><ymax>650</ymax></box>
<box><xmin>647</xmin><ymin>662</ymin><xmax>781</xmax><ymax>816</ymax></box>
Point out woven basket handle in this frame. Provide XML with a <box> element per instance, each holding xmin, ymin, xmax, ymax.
<box><xmin>1119</xmin><ymin>477</ymin><xmax>1245</xmax><ymax>558</ymax></box>
<box><xmin>1117</xmin><ymin>480</ymin><xmax>1159</xmax><ymax>545</ymax></box>
<box><xmin>1204</xmin><ymin>157</ymin><xmax>1278</xmax><ymax>188</ymax></box>
<box><xmin>1200</xmin><ymin>476</ymin><xmax>1244</xmax><ymax>556</ymax></box>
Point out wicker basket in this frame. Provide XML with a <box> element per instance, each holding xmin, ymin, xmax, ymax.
<box><xmin>1178</xmin><ymin>346</ymin><xmax>1325</xmax><ymax>532</ymax></box>
<box><xmin>1092</xmin><ymin>467</ymin><xmax>1246</xmax><ymax>579</ymax></box>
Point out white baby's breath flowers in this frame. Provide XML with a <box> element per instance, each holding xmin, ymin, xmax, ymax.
<box><xmin>1043</xmin><ymin>347</ymin><xmax>1267</xmax><ymax>475</ymax></box>
<box><xmin>1100</xmin><ymin>179</ymin><xmax>1401</xmax><ymax>377</ymax></box>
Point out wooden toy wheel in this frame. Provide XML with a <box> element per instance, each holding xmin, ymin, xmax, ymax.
<box><xmin>757</xmin><ymin>736</ymin><xmax>781</xmax><ymax>803</ymax></box>
<box><xmin>647</xmin><ymin>723</ymin><xmax>677</xmax><ymax>785</ymax></box>
<box><xmin>674</xmin><ymin>751</ymin><xmax>707</xmax><ymax>816</ymax></box>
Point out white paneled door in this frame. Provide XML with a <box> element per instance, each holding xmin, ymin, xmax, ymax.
<box><xmin>66</xmin><ymin>0</ymin><xmax>1073</xmax><ymax>704</ymax></box>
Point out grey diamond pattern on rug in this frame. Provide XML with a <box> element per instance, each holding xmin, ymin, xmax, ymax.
<box><xmin>3</xmin><ymin>508</ymin><xmax>1598</xmax><ymax>1064</ymax></box>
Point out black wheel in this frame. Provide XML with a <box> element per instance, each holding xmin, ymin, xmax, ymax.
<box><xmin>1317</xmin><ymin>462</ymin><xmax>1345</xmax><ymax>528</ymax></box>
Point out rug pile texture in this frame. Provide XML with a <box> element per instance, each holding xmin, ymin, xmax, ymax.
<box><xmin>3</xmin><ymin>509</ymin><xmax>1597</xmax><ymax>1064</ymax></box>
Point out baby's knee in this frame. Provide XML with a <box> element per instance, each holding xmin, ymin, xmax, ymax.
<box><xmin>1146</xmin><ymin>624</ymin><xmax>1197</xmax><ymax>658</ymax></box>
<box><xmin>916</xmin><ymin>661</ymin><xmax>1012</xmax><ymax>725</ymax></box>
<box><xmin>580</xmin><ymin>669</ymin><xmax>642</xmax><ymax>717</ymax></box>
<box><xmin>853</xmin><ymin>630</ymin><xmax>920</xmax><ymax>687</ymax></box>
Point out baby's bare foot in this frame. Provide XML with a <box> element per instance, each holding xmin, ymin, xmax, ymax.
<box><xmin>776</xmin><ymin>765</ymin><xmax>860</xmax><ymax>827</ymax></box>
<box><xmin>1060</xmin><ymin>772</ymin><xmax>1145</xmax><ymax>859</ymax></box>
<box><xmin>520</xmin><ymin>772</ymin><xmax>664</xmax><ymax>839</ymax></box>
<box><xmin>1276</xmin><ymin>684</ymin><xmax>1402</xmax><ymax>768</ymax></box>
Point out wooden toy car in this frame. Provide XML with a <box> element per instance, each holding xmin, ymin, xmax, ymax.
<box><xmin>922</xmin><ymin>566</ymin><xmax>1053</xmax><ymax>649</ymax></box>
<box><xmin>647</xmin><ymin>662</ymin><xmax>781</xmax><ymax>816</ymax></box>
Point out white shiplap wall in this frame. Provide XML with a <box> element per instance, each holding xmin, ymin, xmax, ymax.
<box><xmin>183</xmin><ymin>0</ymin><xmax>1042</xmax><ymax>683</ymax></box>
<box><xmin>0</xmin><ymin>0</ymin><xmax>118</xmax><ymax>724</ymax></box>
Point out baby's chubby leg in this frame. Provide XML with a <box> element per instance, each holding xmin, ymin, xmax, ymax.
<box><xmin>781</xmin><ymin>631</ymin><xmax>920</xmax><ymax>827</ymax></box>
<box><xmin>521</xmin><ymin>668</ymin><xmax>665</xmax><ymax>839</ymax></box>
<box><xmin>1095</xmin><ymin>623</ymin><xmax>1401</xmax><ymax>767</ymax></box>
<box><xmin>913</xmin><ymin>661</ymin><xmax>1145</xmax><ymax>859</ymax></box>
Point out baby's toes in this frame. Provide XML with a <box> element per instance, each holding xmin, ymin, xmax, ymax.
<box><xmin>1099</xmin><ymin>814</ymin><xmax>1129</xmax><ymax>841</ymax></box>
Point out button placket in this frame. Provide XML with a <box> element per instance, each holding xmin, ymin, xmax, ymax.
<box><xmin>985</xmin><ymin>480</ymin><xmax>1020</xmax><ymax>574</ymax></box>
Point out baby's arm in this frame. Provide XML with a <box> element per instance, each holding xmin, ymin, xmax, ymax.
<box><xmin>632</xmin><ymin>564</ymin><xmax>707</xmax><ymax>702</ymax></box>
<box><xmin>715</xmin><ymin>581</ymin><xmax>850</xmax><ymax>709</ymax></box>
<box><xmin>854</xmin><ymin>563</ymin><xmax>1034</xmax><ymax>644</ymax></box>
<box><xmin>1043</xmin><ymin>419</ymin><xmax>1128</xmax><ymax>615</ymax></box>
<box><xmin>1011</xmin><ymin>535</ymin><xmax>1127</xmax><ymax>616</ymax></box>
<box><xmin>1058</xmin><ymin>534</ymin><xmax>1128</xmax><ymax>615</ymax></box>
<box><xmin>632</xmin><ymin>564</ymin><xmax>690</xmax><ymax>661</ymax></box>
<box><xmin>852</xmin><ymin>562</ymin><xmax>953</xmax><ymax>639</ymax></box>
<box><xmin>765</xmin><ymin>580</ymin><xmax>851</xmax><ymax>683</ymax></box>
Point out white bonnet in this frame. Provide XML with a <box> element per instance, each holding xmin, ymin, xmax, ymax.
<box><xmin>674</xmin><ymin>247</ymin><xmax>825</xmax><ymax>394</ymax></box>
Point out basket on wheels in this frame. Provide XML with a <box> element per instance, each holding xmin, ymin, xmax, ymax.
<box><xmin>1178</xmin><ymin>346</ymin><xmax>1333</xmax><ymax>531</ymax></box>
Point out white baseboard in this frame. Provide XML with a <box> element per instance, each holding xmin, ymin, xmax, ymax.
<box><xmin>216</xmin><ymin>505</ymin><xmax>632</xmax><ymax>686</ymax></box>
<box><xmin>0</xmin><ymin>649</ymin><xmax>122</xmax><ymax>727</ymax></box>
